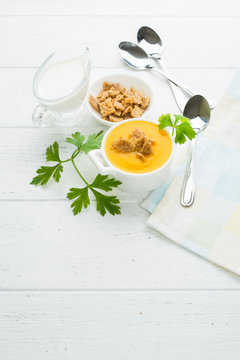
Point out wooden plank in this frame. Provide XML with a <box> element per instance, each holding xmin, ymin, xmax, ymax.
<box><xmin>0</xmin><ymin>291</ymin><xmax>239</xmax><ymax>359</ymax></box>
<box><xmin>0</xmin><ymin>67</ymin><xmax>235</xmax><ymax>127</ymax></box>
<box><xmin>1</xmin><ymin>0</ymin><xmax>240</xmax><ymax>16</ymax></box>
<box><xmin>0</xmin><ymin>201</ymin><xmax>239</xmax><ymax>289</ymax></box>
<box><xmin>0</xmin><ymin>17</ymin><xmax>239</xmax><ymax>67</ymax></box>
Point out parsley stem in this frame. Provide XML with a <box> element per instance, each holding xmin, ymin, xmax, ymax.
<box><xmin>71</xmin><ymin>157</ymin><xmax>89</xmax><ymax>187</ymax></box>
<box><xmin>72</xmin><ymin>149</ymin><xmax>80</xmax><ymax>159</ymax></box>
<box><xmin>61</xmin><ymin>149</ymin><xmax>80</xmax><ymax>164</ymax></box>
<box><xmin>60</xmin><ymin>158</ymin><xmax>71</xmax><ymax>163</ymax></box>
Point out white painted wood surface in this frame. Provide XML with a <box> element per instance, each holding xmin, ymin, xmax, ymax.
<box><xmin>0</xmin><ymin>0</ymin><xmax>240</xmax><ymax>359</ymax></box>
<box><xmin>1</xmin><ymin>16</ymin><xmax>239</xmax><ymax>68</ymax></box>
<box><xmin>0</xmin><ymin>291</ymin><xmax>240</xmax><ymax>360</ymax></box>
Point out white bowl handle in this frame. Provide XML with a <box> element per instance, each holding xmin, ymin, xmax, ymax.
<box><xmin>88</xmin><ymin>149</ymin><xmax>115</xmax><ymax>175</ymax></box>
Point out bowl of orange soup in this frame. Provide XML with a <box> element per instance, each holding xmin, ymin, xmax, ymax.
<box><xmin>88</xmin><ymin>119</ymin><xmax>175</xmax><ymax>193</ymax></box>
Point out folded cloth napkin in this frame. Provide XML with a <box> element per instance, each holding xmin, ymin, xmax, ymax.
<box><xmin>142</xmin><ymin>70</ymin><xmax>240</xmax><ymax>276</ymax></box>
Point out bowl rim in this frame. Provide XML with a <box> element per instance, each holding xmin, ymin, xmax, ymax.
<box><xmin>86</xmin><ymin>73</ymin><xmax>154</xmax><ymax>126</ymax></box>
<box><xmin>100</xmin><ymin>118</ymin><xmax>175</xmax><ymax>177</ymax></box>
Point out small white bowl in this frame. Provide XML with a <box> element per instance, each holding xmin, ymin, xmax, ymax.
<box><xmin>86</xmin><ymin>73</ymin><xmax>153</xmax><ymax>127</ymax></box>
<box><xmin>88</xmin><ymin>118</ymin><xmax>175</xmax><ymax>193</ymax></box>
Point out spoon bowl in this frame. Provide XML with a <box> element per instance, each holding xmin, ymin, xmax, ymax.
<box><xmin>137</xmin><ymin>26</ymin><xmax>163</xmax><ymax>58</ymax></box>
<box><xmin>119</xmin><ymin>41</ymin><xmax>151</xmax><ymax>70</ymax></box>
<box><xmin>183</xmin><ymin>95</ymin><xmax>211</xmax><ymax>133</ymax></box>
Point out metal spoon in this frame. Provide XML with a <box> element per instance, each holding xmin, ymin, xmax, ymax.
<box><xmin>137</xmin><ymin>26</ymin><xmax>189</xmax><ymax>112</ymax></box>
<box><xmin>119</xmin><ymin>41</ymin><xmax>215</xmax><ymax>110</ymax></box>
<box><xmin>180</xmin><ymin>95</ymin><xmax>211</xmax><ymax>207</ymax></box>
<box><xmin>137</xmin><ymin>26</ymin><xmax>164</xmax><ymax>59</ymax></box>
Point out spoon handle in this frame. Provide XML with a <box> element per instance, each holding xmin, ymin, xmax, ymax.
<box><xmin>180</xmin><ymin>138</ymin><xmax>196</xmax><ymax>207</ymax></box>
<box><xmin>154</xmin><ymin>58</ymin><xmax>190</xmax><ymax>112</ymax></box>
<box><xmin>152</xmin><ymin>66</ymin><xmax>216</xmax><ymax>110</ymax></box>
<box><xmin>152</xmin><ymin>66</ymin><xmax>196</xmax><ymax>97</ymax></box>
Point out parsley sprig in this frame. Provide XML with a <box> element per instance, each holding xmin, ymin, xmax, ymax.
<box><xmin>158</xmin><ymin>114</ymin><xmax>196</xmax><ymax>144</ymax></box>
<box><xmin>31</xmin><ymin>131</ymin><xmax>122</xmax><ymax>216</ymax></box>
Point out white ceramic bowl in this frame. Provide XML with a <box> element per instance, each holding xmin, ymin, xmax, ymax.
<box><xmin>88</xmin><ymin>118</ymin><xmax>175</xmax><ymax>193</ymax></box>
<box><xmin>86</xmin><ymin>73</ymin><xmax>153</xmax><ymax>127</ymax></box>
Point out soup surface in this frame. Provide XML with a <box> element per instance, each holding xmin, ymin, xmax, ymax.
<box><xmin>105</xmin><ymin>120</ymin><xmax>172</xmax><ymax>174</ymax></box>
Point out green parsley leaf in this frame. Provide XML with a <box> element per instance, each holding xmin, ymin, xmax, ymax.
<box><xmin>91</xmin><ymin>189</ymin><xmax>121</xmax><ymax>216</ymax></box>
<box><xmin>65</xmin><ymin>130</ymin><xmax>103</xmax><ymax>153</ymax></box>
<box><xmin>67</xmin><ymin>187</ymin><xmax>90</xmax><ymax>215</ymax></box>
<box><xmin>67</xmin><ymin>174</ymin><xmax>122</xmax><ymax>216</ymax></box>
<box><xmin>91</xmin><ymin>174</ymin><xmax>122</xmax><ymax>192</ymax></box>
<box><xmin>175</xmin><ymin>122</ymin><xmax>196</xmax><ymax>144</ymax></box>
<box><xmin>45</xmin><ymin>141</ymin><xmax>61</xmax><ymax>162</ymax></box>
<box><xmin>158</xmin><ymin>113</ymin><xmax>173</xmax><ymax>130</ymax></box>
<box><xmin>52</xmin><ymin>164</ymin><xmax>63</xmax><ymax>182</ymax></box>
<box><xmin>30</xmin><ymin>164</ymin><xmax>63</xmax><ymax>185</ymax></box>
<box><xmin>65</xmin><ymin>132</ymin><xmax>86</xmax><ymax>149</ymax></box>
<box><xmin>174</xmin><ymin>115</ymin><xmax>191</xmax><ymax>123</ymax></box>
<box><xmin>158</xmin><ymin>113</ymin><xmax>196</xmax><ymax>144</ymax></box>
<box><xmin>81</xmin><ymin>131</ymin><xmax>104</xmax><ymax>154</ymax></box>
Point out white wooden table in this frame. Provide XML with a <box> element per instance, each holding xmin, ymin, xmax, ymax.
<box><xmin>1</xmin><ymin>1</ymin><xmax>240</xmax><ymax>359</ymax></box>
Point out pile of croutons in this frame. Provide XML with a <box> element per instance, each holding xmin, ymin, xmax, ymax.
<box><xmin>111</xmin><ymin>128</ymin><xmax>154</xmax><ymax>161</ymax></box>
<box><xmin>89</xmin><ymin>81</ymin><xmax>150</xmax><ymax>122</ymax></box>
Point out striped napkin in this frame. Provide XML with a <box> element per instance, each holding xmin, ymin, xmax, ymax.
<box><xmin>142</xmin><ymin>71</ymin><xmax>240</xmax><ymax>276</ymax></box>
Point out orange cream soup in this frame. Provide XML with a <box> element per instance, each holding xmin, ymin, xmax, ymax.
<box><xmin>105</xmin><ymin>121</ymin><xmax>172</xmax><ymax>174</ymax></box>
